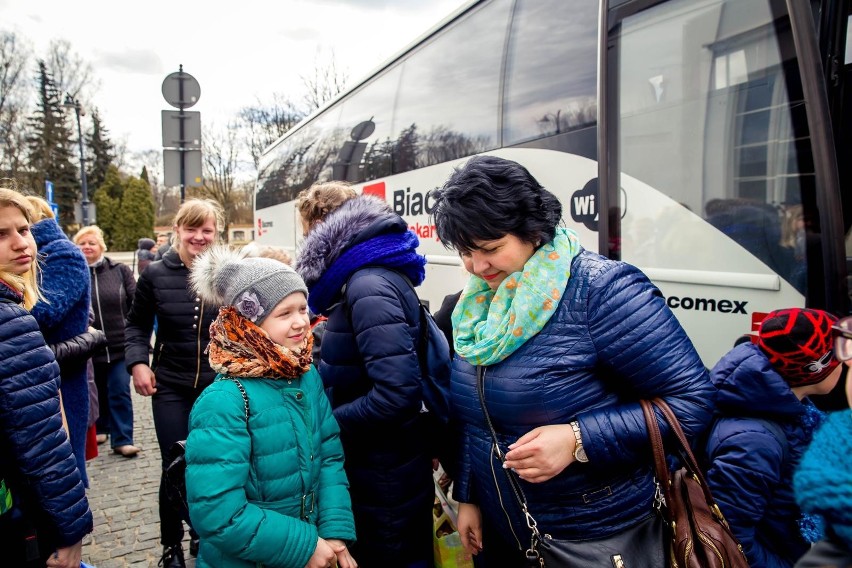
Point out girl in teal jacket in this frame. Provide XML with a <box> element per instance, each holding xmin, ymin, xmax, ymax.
<box><xmin>186</xmin><ymin>246</ymin><xmax>357</xmax><ymax>568</ymax></box>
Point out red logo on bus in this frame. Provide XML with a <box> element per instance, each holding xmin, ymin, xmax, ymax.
<box><xmin>363</xmin><ymin>182</ymin><xmax>386</xmax><ymax>199</ymax></box>
<box><xmin>747</xmin><ymin>311</ymin><xmax>770</xmax><ymax>343</ymax></box>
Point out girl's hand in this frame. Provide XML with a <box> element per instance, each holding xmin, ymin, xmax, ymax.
<box><xmin>304</xmin><ymin>537</ymin><xmax>337</xmax><ymax>568</ymax></box>
<box><xmin>326</xmin><ymin>539</ymin><xmax>357</xmax><ymax>568</ymax></box>
<box><xmin>503</xmin><ymin>424</ymin><xmax>575</xmax><ymax>483</ymax></box>
<box><xmin>46</xmin><ymin>541</ymin><xmax>82</xmax><ymax>568</ymax></box>
<box><xmin>458</xmin><ymin>502</ymin><xmax>483</xmax><ymax>555</ymax></box>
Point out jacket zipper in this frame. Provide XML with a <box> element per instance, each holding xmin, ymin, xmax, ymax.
<box><xmin>92</xmin><ymin>267</ymin><xmax>109</xmax><ymax>363</ymax></box>
<box><xmin>481</xmin><ymin>367</ymin><xmax>524</xmax><ymax>551</ymax></box>
<box><xmin>193</xmin><ymin>298</ymin><xmax>204</xmax><ymax>388</ymax></box>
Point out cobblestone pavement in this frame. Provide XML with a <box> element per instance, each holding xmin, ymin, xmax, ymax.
<box><xmin>82</xmin><ymin>389</ymin><xmax>196</xmax><ymax>568</ymax></box>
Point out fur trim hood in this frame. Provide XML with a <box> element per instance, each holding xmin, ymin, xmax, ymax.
<box><xmin>295</xmin><ymin>195</ymin><xmax>401</xmax><ymax>286</ymax></box>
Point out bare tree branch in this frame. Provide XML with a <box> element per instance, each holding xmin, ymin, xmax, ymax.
<box><xmin>300</xmin><ymin>48</ymin><xmax>349</xmax><ymax>112</ymax></box>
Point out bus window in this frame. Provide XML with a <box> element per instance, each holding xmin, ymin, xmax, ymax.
<box><xmin>337</xmin><ymin>66</ymin><xmax>402</xmax><ymax>183</ymax></box>
<box><xmin>503</xmin><ymin>0</ymin><xmax>597</xmax><ymax>146</ymax></box>
<box><xmin>846</xmin><ymin>14</ymin><xmax>852</xmax><ymax>64</ymax></box>
<box><xmin>608</xmin><ymin>0</ymin><xmax>827</xmax><ymax>364</ymax></box>
<box><xmin>389</xmin><ymin>0</ymin><xmax>510</xmax><ymax>174</ymax></box>
<box><xmin>254</xmin><ymin>106</ymin><xmax>344</xmax><ymax>209</ymax></box>
<box><xmin>616</xmin><ymin>0</ymin><xmax>810</xmax><ymax>292</ymax></box>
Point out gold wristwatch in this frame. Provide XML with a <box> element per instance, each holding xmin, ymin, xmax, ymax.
<box><xmin>570</xmin><ymin>420</ymin><xmax>588</xmax><ymax>463</ymax></box>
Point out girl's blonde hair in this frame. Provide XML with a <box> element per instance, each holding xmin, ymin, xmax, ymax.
<box><xmin>296</xmin><ymin>182</ymin><xmax>358</xmax><ymax>234</ymax></box>
<box><xmin>0</xmin><ymin>188</ymin><xmax>43</xmax><ymax>309</ymax></box>
<box><xmin>72</xmin><ymin>225</ymin><xmax>108</xmax><ymax>253</ymax></box>
<box><xmin>172</xmin><ymin>199</ymin><xmax>224</xmax><ymax>250</ymax></box>
<box><xmin>25</xmin><ymin>195</ymin><xmax>55</xmax><ymax>222</ymax></box>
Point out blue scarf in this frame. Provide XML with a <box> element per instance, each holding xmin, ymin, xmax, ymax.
<box><xmin>308</xmin><ymin>230</ymin><xmax>426</xmax><ymax>314</ymax></box>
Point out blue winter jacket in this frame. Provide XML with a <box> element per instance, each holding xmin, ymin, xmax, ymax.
<box><xmin>453</xmin><ymin>250</ymin><xmax>713</xmax><ymax>545</ymax></box>
<box><xmin>705</xmin><ymin>342</ymin><xmax>816</xmax><ymax>568</ymax></box>
<box><xmin>29</xmin><ymin>217</ymin><xmax>92</xmax><ymax>486</ymax></box>
<box><xmin>298</xmin><ymin>198</ymin><xmax>434</xmax><ymax>567</ymax></box>
<box><xmin>0</xmin><ymin>282</ymin><xmax>93</xmax><ymax>548</ymax></box>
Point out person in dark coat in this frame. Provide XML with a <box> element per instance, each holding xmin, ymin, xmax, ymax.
<box><xmin>705</xmin><ymin>308</ymin><xmax>843</xmax><ymax>568</ymax></box>
<box><xmin>0</xmin><ymin>188</ymin><xmax>93</xmax><ymax>568</ymax></box>
<box><xmin>430</xmin><ymin>156</ymin><xmax>713</xmax><ymax>567</ymax></box>
<box><xmin>25</xmin><ymin>196</ymin><xmax>92</xmax><ymax>487</ymax></box>
<box><xmin>125</xmin><ymin>199</ymin><xmax>222</xmax><ymax>568</ymax></box>
<box><xmin>73</xmin><ymin>225</ymin><xmax>138</xmax><ymax>457</ymax></box>
<box><xmin>135</xmin><ymin>237</ymin><xmax>156</xmax><ymax>275</ymax></box>
<box><xmin>433</xmin><ymin>290</ymin><xmax>461</xmax><ymax>359</ymax></box>
<box><xmin>295</xmin><ymin>183</ymin><xmax>435</xmax><ymax>568</ymax></box>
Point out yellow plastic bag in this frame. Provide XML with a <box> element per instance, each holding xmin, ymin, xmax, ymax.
<box><xmin>433</xmin><ymin>480</ymin><xmax>473</xmax><ymax>568</ymax></box>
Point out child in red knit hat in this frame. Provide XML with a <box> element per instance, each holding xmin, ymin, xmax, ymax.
<box><xmin>704</xmin><ymin>308</ymin><xmax>843</xmax><ymax>568</ymax></box>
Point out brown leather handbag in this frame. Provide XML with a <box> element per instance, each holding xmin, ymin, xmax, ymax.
<box><xmin>641</xmin><ymin>398</ymin><xmax>751</xmax><ymax>568</ymax></box>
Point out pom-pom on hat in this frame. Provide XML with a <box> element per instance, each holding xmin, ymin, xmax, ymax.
<box><xmin>190</xmin><ymin>245</ymin><xmax>307</xmax><ymax>325</ymax></box>
<box><xmin>758</xmin><ymin>308</ymin><xmax>840</xmax><ymax>386</ymax></box>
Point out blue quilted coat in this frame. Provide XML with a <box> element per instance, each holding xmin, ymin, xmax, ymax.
<box><xmin>29</xmin><ymin>217</ymin><xmax>92</xmax><ymax>486</ymax></box>
<box><xmin>705</xmin><ymin>342</ymin><xmax>817</xmax><ymax>568</ymax></box>
<box><xmin>0</xmin><ymin>282</ymin><xmax>93</xmax><ymax>550</ymax></box>
<box><xmin>453</xmin><ymin>250</ymin><xmax>713</xmax><ymax>548</ymax></box>
<box><xmin>296</xmin><ymin>197</ymin><xmax>434</xmax><ymax>567</ymax></box>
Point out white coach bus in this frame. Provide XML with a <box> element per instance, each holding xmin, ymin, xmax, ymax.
<box><xmin>254</xmin><ymin>0</ymin><xmax>851</xmax><ymax>400</ymax></box>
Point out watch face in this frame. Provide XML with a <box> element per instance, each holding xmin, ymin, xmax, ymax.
<box><xmin>575</xmin><ymin>446</ymin><xmax>589</xmax><ymax>463</ymax></box>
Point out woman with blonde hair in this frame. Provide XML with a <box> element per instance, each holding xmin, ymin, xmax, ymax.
<box><xmin>0</xmin><ymin>188</ymin><xmax>93</xmax><ymax>568</ymax></box>
<box><xmin>26</xmin><ymin>195</ymin><xmax>93</xmax><ymax>486</ymax></box>
<box><xmin>73</xmin><ymin>225</ymin><xmax>138</xmax><ymax>457</ymax></box>
<box><xmin>125</xmin><ymin>198</ymin><xmax>223</xmax><ymax>567</ymax></box>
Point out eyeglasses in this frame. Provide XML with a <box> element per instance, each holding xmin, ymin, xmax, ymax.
<box><xmin>833</xmin><ymin>316</ymin><xmax>852</xmax><ymax>362</ymax></box>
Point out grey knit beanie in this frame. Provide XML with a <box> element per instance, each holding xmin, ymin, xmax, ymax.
<box><xmin>190</xmin><ymin>245</ymin><xmax>308</xmax><ymax>325</ymax></box>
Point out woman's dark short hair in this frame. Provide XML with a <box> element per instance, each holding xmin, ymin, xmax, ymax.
<box><xmin>431</xmin><ymin>155</ymin><xmax>562</xmax><ymax>252</ymax></box>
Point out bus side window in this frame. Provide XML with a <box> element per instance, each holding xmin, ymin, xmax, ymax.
<box><xmin>503</xmin><ymin>0</ymin><xmax>598</xmax><ymax>148</ymax></box>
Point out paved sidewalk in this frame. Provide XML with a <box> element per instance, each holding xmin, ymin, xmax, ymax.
<box><xmin>82</xmin><ymin>389</ymin><xmax>195</xmax><ymax>568</ymax></box>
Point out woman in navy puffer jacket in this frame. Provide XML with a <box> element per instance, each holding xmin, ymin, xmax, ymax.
<box><xmin>0</xmin><ymin>188</ymin><xmax>93</xmax><ymax>568</ymax></box>
<box><xmin>296</xmin><ymin>183</ymin><xmax>434</xmax><ymax>568</ymax></box>
<box><xmin>431</xmin><ymin>156</ymin><xmax>713</xmax><ymax>567</ymax></box>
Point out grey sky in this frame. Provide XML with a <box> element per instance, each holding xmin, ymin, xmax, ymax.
<box><xmin>0</xmin><ymin>0</ymin><xmax>466</xmax><ymax>156</ymax></box>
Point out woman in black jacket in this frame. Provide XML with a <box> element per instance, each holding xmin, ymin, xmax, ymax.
<box><xmin>124</xmin><ymin>198</ymin><xmax>222</xmax><ymax>568</ymax></box>
<box><xmin>295</xmin><ymin>183</ymin><xmax>435</xmax><ymax>568</ymax></box>
<box><xmin>73</xmin><ymin>225</ymin><xmax>138</xmax><ymax>457</ymax></box>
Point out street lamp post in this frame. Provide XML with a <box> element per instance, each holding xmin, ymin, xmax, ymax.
<box><xmin>63</xmin><ymin>94</ymin><xmax>90</xmax><ymax>227</ymax></box>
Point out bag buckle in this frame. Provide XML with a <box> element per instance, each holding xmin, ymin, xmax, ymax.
<box><xmin>300</xmin><ymin>491</ymin><xmax>315</xmax><ymax>520</ymax></box>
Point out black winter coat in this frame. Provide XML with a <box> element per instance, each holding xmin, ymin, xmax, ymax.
<box><xmin>124</xmin><ymin>248</ymin><xmax>217</xmax><ymax>389</ymax></box>
<box><xmin>89</xmin><ymin>257</ymin><xmax>135</xmax><ymax>364</ymax></box>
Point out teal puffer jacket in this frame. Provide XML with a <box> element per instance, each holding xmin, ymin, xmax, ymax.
<box><xmin>186</xmin><ymin>367</ymin><xmax>356</xmax><ymax>567</ymax></box>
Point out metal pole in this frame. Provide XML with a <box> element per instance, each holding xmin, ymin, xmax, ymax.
<box><xmin>73</xmin><ymin>100</ymin><xmax>90</xmax><ymax>226</ymax></box>
<box><xmin>178</xmin><ymin>64</ymin><xmax>186</xmax><ymax>203</ymax></box>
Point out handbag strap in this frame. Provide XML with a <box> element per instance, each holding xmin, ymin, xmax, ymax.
<box><xmin>219</xmin><ymin>376</ymin><xmax>250</xmax><ymax>423</ymax></box>
<box><xmin>641</xmin><ymin>398</ymin><xmax>725</xmax><ymax>520</ymax></box>
<box><xmin>476</xmin><ymin>366</ymin><xmax>545</xmax><ymax>567</ymax></box>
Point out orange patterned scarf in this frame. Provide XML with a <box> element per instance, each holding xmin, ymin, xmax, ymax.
<box><xmin>208</xmin><ymin>306</ymin><xmax>313</xmax><ymax>379</ymax></box>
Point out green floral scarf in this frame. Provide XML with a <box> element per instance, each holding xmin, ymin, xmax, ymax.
<box><xmin>451</xmin><ymin>227</ymin><xmax>582</xmax><ymax>366</ymax></box>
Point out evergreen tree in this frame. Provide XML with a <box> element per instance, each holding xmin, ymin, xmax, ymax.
<box><xmin>85</xmin><ymin>108</ymin><xmax>114</xmax><ymax>191</ymax></box>
<box><xmin>140</xmin><ymin>165</ymin><xmax>149</xmax><ymax>185</ymax></box>
<box><xmin>91</xmin><ymin>165</ymin><xmax>122</xmax><ymax>247</ymax></box>
<box><xmin>27</xmin><ymin>60</ymin><xmax>78</xmax><ymax>230</ymax></box>
<box><xmin>113</xmin><ymin>177</ymin><xmax>154</xmax><ymax>250</ymax></box>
